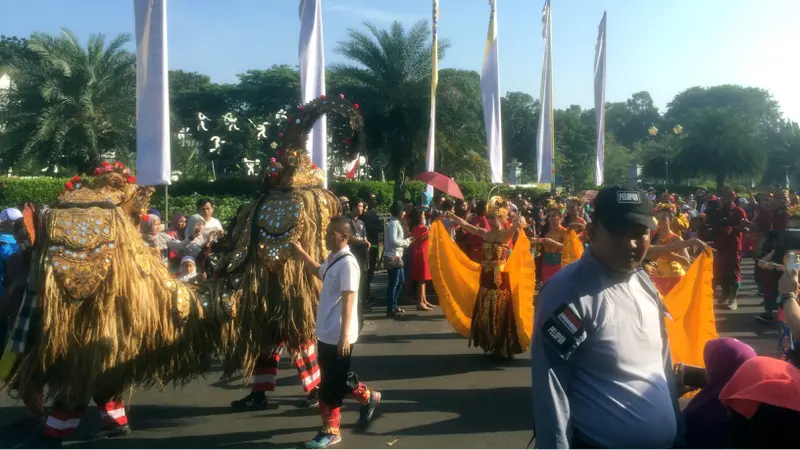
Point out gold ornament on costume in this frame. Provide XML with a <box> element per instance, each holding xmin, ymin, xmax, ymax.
<box><xmin>545</xmin><ymin>200</ymin><xmax>564</xmax><ymax>215</ymax></box>
<box><xmin>487</xmin><ymin>196</ymin><xmax>509</xmax><ymax>220</ymax></box>
<box><xmin>655</xmin><ymin>202</ymin><xmax>677</xmax><ymax>215</ymax></box>
<box><xmin>788</xmin><ymin>204</ymin><xmax>800</xmax><ymax>219</ymax></box>
<box><xmin>264</xmin><ymin>95</ymin><xmax>365</xmax><ymax>191</ymax></box>
<box><xmin>48</xmin><ymin>162</ymin><xmax>153</xmax><ymax>301</ymax></box>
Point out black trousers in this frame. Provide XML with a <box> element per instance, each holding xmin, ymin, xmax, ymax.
<box><xmin>317</xmin><ymin>341</ymin><xmax>361</xmax><ymax>408</ymax></box>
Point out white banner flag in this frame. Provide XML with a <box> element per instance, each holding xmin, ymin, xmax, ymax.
<box><xmin>594</xmin><ymin>12</ymin><xmax>607</xmax><ymax>186</ymax></box>
<box><xmin>134</xmin><ymin>0</ymin><xmax>171</xmax><ymax>186</ymax></box>
<box><xmin>481</xmin><ymin>0</ymin><xmax>503</xmax><ymax>184</ymax></box>
<box><xmin>299</xmin><ymin>0</ymin><xmax>327</xmax><ymax>187</ymax></box>
<box><xmin>536</xmin><ymin>0</ymin><xmax>554</xmax><ymax>184</ymax></box>
<box><xmin>425</xmin><ymin>0</ymin><xmax>440</xmax><ymax>198</ymax></box>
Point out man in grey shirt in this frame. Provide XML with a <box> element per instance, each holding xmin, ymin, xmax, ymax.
<box><xmin>531</xmin><ymin>186</ymin><xmax>683</xmax><ymax>448</ymax></box>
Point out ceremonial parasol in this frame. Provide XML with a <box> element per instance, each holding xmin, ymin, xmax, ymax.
<box><xmin>413</xmin><ymin>171</ymin><xmax>464</xmax><ymax>200</ymax></box>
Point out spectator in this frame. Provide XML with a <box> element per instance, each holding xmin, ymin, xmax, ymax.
<box><xmin>409</xmin><ymin>208</ymin><xmax>433</xmax><ymax>311</ymax></box>
<box><xmin>196</xmin><ymin>198</ymin><xmax>223</xmax><ymax>235</ymax></box>
<box><xmin>0</xmin><ymin>208</ymin><xmax>22</xmax><ymax>297</ymax></box>
<box><xmin>338</xmin><ymin>196</ymin><xmax>350</xmax><ymax>213</ymax></box>
<box><xmin>467</xmin><ymin>201</ymin><xmax>489</xmax><ymax>262</ymax></box>
<box><xmin>362</xmin><ymin>195</ymin><xmax>384</xmax><ymax>298</ymax></box>
<box><xmin>683</xmin><ymin>338</ymin><xmax>757</xmax><ymax>448</ymax></box>
<box><xmin>531</xmin><ymin>186</ymin><xmax>682</xmax><ymax>448</ymax></box>
<box><xmin>439</xmin><ymin>200</ymin><xmax>457</xmax><ymax>240</ymax></box>
<box><xmin>347</xmin><ymin>199</ymin><xmax>372</xmax><ymax>321</ymax></box>
<box><xmin>141</xmin><ymin>214</ymin><xmax>175</xmax><ymax>263</ymax></box>
<box><xmin>169</xmin><ymin>215</ymin><xmax>208</xmax><ymax>259</ymax></box>
<box><xmin>168</xmin><ymin>213</ymin><xmax>187</xmax><ymax>241</ymax></box>
<box><xmin>720</xmin><ymin>356</ymin><xmax>800</xmax><ymax>448</ymax></box>
<box><xmin>384</xmin><ymin>201</ymin><xmax>411</xmax><ymax>318</ymax></box>
<box><xmin>178</xmin><ymin>256</ymin><xmax>199</xmax><ymax>283</ymax></box>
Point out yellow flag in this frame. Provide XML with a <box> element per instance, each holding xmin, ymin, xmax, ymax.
<box><xmin>663</xmin><ymin>248</ymin><xmax>718</xmax><ymax>367</ymax></box>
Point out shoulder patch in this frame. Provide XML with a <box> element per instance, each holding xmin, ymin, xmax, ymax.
<box><xmin>541</xmin><ymin>303</ymin><xmax>587</xmax><ymax>361</ymax></box>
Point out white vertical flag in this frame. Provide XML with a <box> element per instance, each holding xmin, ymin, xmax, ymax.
<box><xmin>594</xmin><ymin>12</ymin><xmax>607</xmax><ymax>186</ymax></box>
<box><xmin>134</xmin><ymin>0</ymin><xmax>171</xmax><ymax>186</ymax></box>
<box><xmin>299</xmin><ymin>0</ymin><xmax>327</xmax><ymax>187</ymax></box>
<box><xmin>425</xmin><ymin>0</ymin><xmax>440</xmax><ymax>198</ymax></box>
<box><xmin>481</xmin><ymin>0</ymin><xmax>503</xmax><ymax>184</ymax></box>
<box><xmin>536</xmin><ymin>0</ymin><xmax>555</xmax><ymax>184</ymax></box>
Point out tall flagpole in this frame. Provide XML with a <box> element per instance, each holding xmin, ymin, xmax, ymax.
<box><xmin>594</xmin><ymin>12</ymin><xmax>607</xmax><ymax>186</ymax></box>
<box><xmin>425</xmin><ymin>0</ymin><xmax>440</xmax><ymax>198</ymax></box>
<box><xmin>299</xmin><ymin>0</ymin><xmax>328</xmax><ymax>187</ymax></box>
<box><xmin>134</xmin><ymin>0</ymin><xmax>171</xmax><ymax>187</ymax></box>
<box><xmin>481</xmin><ymin>0</ymin><xmax>503</xmax><ymax>184</ymax></box>
<box><xmin>536</xmin><ymin>0</ymin><xmax>554</xmax><ymax>185</ymax></box>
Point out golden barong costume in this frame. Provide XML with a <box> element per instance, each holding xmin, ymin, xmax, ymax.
<box><xmin>205</xmin><ymin>96</ymin><xmax>366</xmax><ymax>402</ymax></box>
<box><xmin>429</xmin><ymin>198</ymin><xmax>535</xmax><ymax>358</ymax></box>
<box><xmin>0</xmin><ymin>163</ymin><xmax>219</xmax><ymax>440</ymax></box>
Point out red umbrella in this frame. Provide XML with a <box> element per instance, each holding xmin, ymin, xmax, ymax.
<box><xmin>413</xmin><ymin>171</ymin><xmax>464</xmax><ymax>200</ymax></box>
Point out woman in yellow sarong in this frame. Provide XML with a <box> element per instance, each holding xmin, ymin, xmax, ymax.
<box><xmin>647</xmin><ymin>203</ymin><xmax>692</xmax><ymax>296</ymax></box>
<box><xmin>430</xmin><ymin>197</ymin><xmax>535</xmax><ymax>360</ymax></box>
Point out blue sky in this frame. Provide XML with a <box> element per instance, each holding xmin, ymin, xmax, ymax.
<box><xmin>1</xmin><ymin>0</ymin><xmax>798</xmax><ymax>123</ymax></box>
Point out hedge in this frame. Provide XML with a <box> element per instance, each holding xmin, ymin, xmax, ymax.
<box><xmin>0</xmin><ymin>177</ymin><xmax>552</xmax><ymax>221</ymax></box>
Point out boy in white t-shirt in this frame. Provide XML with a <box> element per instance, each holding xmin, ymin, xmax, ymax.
<box><xmin>292</xmin><ymin>216</ymin><xmax>382</xmax><ymax>449</ymax></box>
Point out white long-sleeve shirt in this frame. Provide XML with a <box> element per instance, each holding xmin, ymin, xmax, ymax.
<box><xmin>383</xmin><ymin>217</ymin><xmax>411</xmax><ymax>258</ymax></box>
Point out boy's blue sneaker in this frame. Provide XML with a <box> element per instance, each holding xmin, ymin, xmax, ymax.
<box><xmin>304</xmin><ymin>432</ymin><xmax>342</xmax><ymax>449</ymax></box>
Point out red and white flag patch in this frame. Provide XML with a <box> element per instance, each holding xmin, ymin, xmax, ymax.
<box><xmin>557</xmin><ymin>304</ymin><xmax>582</xmax><ymax>334</ymax></box>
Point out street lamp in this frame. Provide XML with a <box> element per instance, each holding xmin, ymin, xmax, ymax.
<box><xmin>648</xmin><ymin>124</ymin><xmax>683</xmax><ymax>185</ymax></box>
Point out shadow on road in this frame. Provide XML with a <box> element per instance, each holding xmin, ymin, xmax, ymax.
<box><xmin>357</xmin><ymin>331</ymin><xmax>464</xmax><ymax>345</ymax></box>
<box><xmin>353</xmin><ymin>352</ymin><xmax>524</xmax><ymax>383</ymax></box>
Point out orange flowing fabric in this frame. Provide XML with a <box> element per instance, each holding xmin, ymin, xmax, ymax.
<box><xmin>561</xmin><ymin>229</ymin><xmax>584</xmax><ymax>267</ymax></box>
<box><xmin>663</xmin><ymin>248</ymin><xmax>718</xmax><ymax>367</ymax></box>
<box><xmin>429</xmin><ymin>221</ymin><xmax>535</xmax><ymax>349</ymax></box>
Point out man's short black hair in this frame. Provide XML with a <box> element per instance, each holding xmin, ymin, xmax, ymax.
<box><xmin>329</xmin><ymin>215</ymin><xmax>352</xmax><ymax>236</ymax></box>
<box><xmin>196</xmin><ymin>198</ymin><xmax>213</xmax><ymax>210</ymax></box>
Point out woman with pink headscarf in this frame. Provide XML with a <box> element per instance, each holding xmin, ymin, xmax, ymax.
<box><xmin>683</xmin><ymin>337</ymin><xmax>756</xmax><ymax>448</ymax></box>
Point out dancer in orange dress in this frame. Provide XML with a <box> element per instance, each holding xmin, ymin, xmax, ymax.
<box><xmin>647</xmin><ymin>203</ymin><xmax>692</xmax><ymax>296</ymax></box>
<box><xmin>538</xmin><ymin>201</ymin><xmax>567</xmax><ymax>284</ymax></box>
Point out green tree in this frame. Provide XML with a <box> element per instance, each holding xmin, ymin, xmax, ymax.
<box><xmin>501</xmin><ymin>91</ymin><xmax>538</xmax><ymax>179</ymax></box>
<box><xmin>670</xmin><ymin>107</ymin><xmax>766</xmax><ymax>192</ymax></box>
<box><xmin>0</xmin><ymin>29</ymin><xmax>135</xmax><ymax>174</ymax></box>
<box><xmin>333</xmin><ymin>20</ymin><xmax>450</xmax><ymax>200</ymax></box>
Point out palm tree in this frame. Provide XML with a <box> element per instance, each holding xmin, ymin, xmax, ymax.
<box><xmin>0</xmin><ymin>29</ymin><xmax>136</xmax><ymax>174</ymax></box>
<box><xmin>333</xmin><ymin>21</ymin><xmax>450</xmax><ymax>200</ymax></box>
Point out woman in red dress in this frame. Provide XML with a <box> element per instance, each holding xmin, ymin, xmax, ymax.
<box><xmin>409</xmin><ymin>208</ymin><xmax>434</xmax><ymax>311</ymax></box>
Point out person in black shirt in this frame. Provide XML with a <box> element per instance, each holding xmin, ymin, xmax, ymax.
<box><xmin>362</xmin><ymin>195</ymin><xmax>384</xmax><ymax>301</ymax></box>
<box><xmin>347</xmin><ymin>200</ymin><xmax>371</xmax><ymax>322</ymax></box>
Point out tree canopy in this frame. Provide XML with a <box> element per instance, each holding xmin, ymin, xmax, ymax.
<box><xmin>0</xmin><ymin>23</ymin><xmax>796</xmax><ymax>193</ymax></box>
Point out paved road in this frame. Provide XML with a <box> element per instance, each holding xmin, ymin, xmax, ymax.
<box><xmin>0</xmin><ymin>263</ymin><xmax>776</xmax><ymax>448</ymax></box>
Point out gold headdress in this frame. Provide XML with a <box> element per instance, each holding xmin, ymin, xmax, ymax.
<box><xmin>545</xmin><ymin>200</ymin><xmax>564</xmax><ymax>215</ymax></box>
<box><xmin>487</xmin><ymin>196</ymin><xmax>509</xmax><ymax>220</ymax></box>
<box><xmin>264</xmin><ymin>94</ymin><xmax>365</xmax><ymax>190</ymax></box>
<box><xmin>788</xmin><ymin>204</ymin><xmax>800</xmax><ymax>219</ymax></box>
<box><xmin>655</xmin><ymin>202</ymin><xmax>677</xmax><ymax>215</ymax></box>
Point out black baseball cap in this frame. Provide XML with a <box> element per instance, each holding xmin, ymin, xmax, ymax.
<box><xmin>592</xmin><ymin>185</ymin><xmax>657</xmax><ymax>233</ymax></box>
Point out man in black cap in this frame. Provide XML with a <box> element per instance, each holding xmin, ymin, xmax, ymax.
<box><xmin>530</xmin><ymin>185</ymin><xmax>684</xmax><ymax>449</ymax></box>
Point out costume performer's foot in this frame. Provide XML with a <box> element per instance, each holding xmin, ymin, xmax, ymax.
<box><xmin>304</xmin><ymin>431</ymin><xmax>342</xmax><ymax>449</ymax></box>
<box><xmin>302</xmin><ymin>388</ymin><xmax>320</xmax><ymax>408</ymax></box>
<box><xmin>230</xmin><ymin>392</ymin><xmax>268</xmax><ymax>411</ymax></box>
<box><xmin>94</xmin><ymin>423</ymin><xmax>132</xmax><ymax>439</ymax></box>
<box><xmin>357</xmin><ymin>391</ymin><xmax>381</xmax><ymax>429</ymax></box>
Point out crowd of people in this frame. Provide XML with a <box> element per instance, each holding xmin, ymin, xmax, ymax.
<box><xmin>4</xmin><ymin>179</ymin><xmax>800</xmax><ymax>448</ymax></box>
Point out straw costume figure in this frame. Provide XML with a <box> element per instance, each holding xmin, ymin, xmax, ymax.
<box><xmin>0</xmin><ymin>163</ymin><xmax>220</xmax><ymax>445</ymax></box>
<box><xmin>205</xmin><ymin>95</ymin><xmax>369</xmax><ymax>410</ymax></box>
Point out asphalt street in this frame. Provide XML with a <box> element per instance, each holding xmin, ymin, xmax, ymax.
<box><xmin>0</xmin><ymin>262</ymin><xmax>776</xmax><ymax>448</ymax></box>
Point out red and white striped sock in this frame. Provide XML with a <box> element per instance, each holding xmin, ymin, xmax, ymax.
<box><xmin>44</xmin><ymin>409</ymin><xmax>84</xmax><ymax>438</ymax></box>
<box><xmin>98</xmin><ymin>400</ymin><xmax>128</xmax><ymax>428</ymax></box>
<box><xmin>251</xmin><ymin>351</ymin><xmax>280</xmax><ymax>392</ymax></box>
<box><xmin>295</xmin><ymin>341</ymin><xmax>321</xmax><ymax>392</ymax></box>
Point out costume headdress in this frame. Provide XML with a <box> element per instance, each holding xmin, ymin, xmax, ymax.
<box><xmin>487</xmin><ymin>196</ymin><xmax>509</xmax><ymax>220</ymax></box>
<box><xmin>655</xmin><ymin>202</ymin><xmax>677</xmax><ymax>215</ymax></box>
<box><xmin>263</xmin><ymin>94</ymin><xmax>365</xmax><ymax>190</ymax></box>
<box><xmin>788</xmin><ymin>204</ymin><xmax>800</xmax><ymax>219</ymax></box>
<box><xmin>545</xmin><ymin>200</ymin><xmax>564</xmax><ymax>215</ymax></box>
